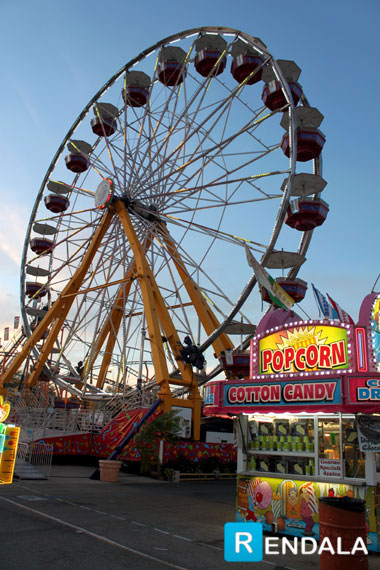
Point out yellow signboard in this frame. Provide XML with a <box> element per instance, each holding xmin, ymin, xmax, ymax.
<box><xmin>259</xmin><ymin>325</ymin><xmax>349</xmax><ymax>375</ymax></box>
<box><xmin>0</xmin><ymin>397</ymin><xmax>20</xmax><ymax>484</ymax></box>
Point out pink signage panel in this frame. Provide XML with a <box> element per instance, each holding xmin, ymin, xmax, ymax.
<box><xmin>348</xmin><ymin>378</ymin><xmax>380</xmax><ymax>404</ymax></box>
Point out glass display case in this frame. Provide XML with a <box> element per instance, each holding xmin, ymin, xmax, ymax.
<box><xmin>244</xmin><ymin>413</ymin><xmax>365</xmax><ymax>482</ymax></box>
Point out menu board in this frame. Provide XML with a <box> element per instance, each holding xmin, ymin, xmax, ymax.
<box><xmin>356</xmin><ymin>415</ymin><xmax>380</xmax><ymax>452</ymax></box>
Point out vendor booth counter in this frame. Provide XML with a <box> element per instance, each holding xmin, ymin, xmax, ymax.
<box><xmin>203</xmin><ymin>293</ymin><xmax>380</xmax><ymax>552</ymax></box>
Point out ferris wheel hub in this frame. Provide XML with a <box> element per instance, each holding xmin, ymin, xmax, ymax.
<box><xmin>122</xmin><ymin>198</ymin><xmax>159</xmax><ymax>222</ymax></box>
<box><xmin>95</xmin><ymin>178</ymin><xmax>114</xmax><ymax>209</ymax></box>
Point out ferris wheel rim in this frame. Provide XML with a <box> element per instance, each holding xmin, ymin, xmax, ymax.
<box><xmin>20</xmin><ymin>27</ymin><xmax>324</xmax><ymax>393</ymax></box>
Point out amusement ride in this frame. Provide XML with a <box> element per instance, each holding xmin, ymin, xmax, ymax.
<box><xmin>0</xmin><ymin>27</ymin><xmax>327</xmax><ymax>440</ymax></box>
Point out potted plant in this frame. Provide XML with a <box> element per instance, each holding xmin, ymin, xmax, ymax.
<box><xmin>135</xmin><ymin>410</ymin><xmax>182</xmax><ymax>478</ymax></box>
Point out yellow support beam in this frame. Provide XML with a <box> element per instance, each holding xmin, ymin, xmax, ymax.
<box><xmin>114</xmin><ymin>200</ymin><xmax>201</xmax><ymax>439</ymax></box>
<box><xmin>95</xmin><ymin>279</ymin><xmax>134</xmax><ymax>389</ymax></box>
<box><xmin>157</xmin><ymin>223</ymin><xmax>234</xmax><ymax>356</ymax></box>
<box><xmin>90</xmin><ymin>236</ymin><xmax>152</xmax><ymax>389</ymax></box>
<box><xmin>0</xmin><ymin>209</ymin><xmax>114</xmax><ymax>389</ymax></box>
<box><xmin>115</xmin><ymin>201</ymin><xmax>172</xmax><ymax>398</ymax></box>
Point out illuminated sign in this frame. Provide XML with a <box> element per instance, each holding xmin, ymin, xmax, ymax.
<box><xmin>225</xmin><ymin>379</ymin><xmax>341</xmax><ymax>407</ymax></box>
<box><xmin>355</xmin><ymin>328</ymin><xmax>368</xmax><ymax>372</ymax></box>
<box><xmin>0</xmin><ymin>396</ymin><xmax>20</xmax><ymax>485</ymax></box>
<box><xmin>349</xmin><ymin>378</ymin><xmax>380</xmax><ymax>404</ymax></box>
<box><xmin>370</xmin><ymin>295</ymin><xmax>380</xmax><ymax>372</ymax></box>
<box><xmin>258</xmin><ymin>325</ymin><xmax>349</xmax><ymax>375</ymax></box>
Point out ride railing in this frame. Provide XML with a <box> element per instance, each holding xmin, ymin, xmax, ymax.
<box><xmin>16</xmin><ymin>442</ymin><xmax>29</xmax><ymax>463</ymax></box>
<box><xmin>14</xmin><ymin>407</ymin><xmax>113</xmax><ymax>438</ymax></box>
<box><xmin>5</xmin><ymin>387</ymin><xmax>50</xmax><ymax>413</ymax></box>
<box><xmin>118</xmin><ymin>387</ymin><xmax>159</xmax><ymax>412</ymax></box>
<box><xmin>16</xmin><ymin>441</ymin><xmax>53</xmax><ymax>479</ymax></box>
<box><xmin>28</xmin><ymin>442</ymin><xmax>53</xmax><ymax>479</ymax></box>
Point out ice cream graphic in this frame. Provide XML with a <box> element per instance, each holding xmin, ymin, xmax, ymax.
<box><xmin>299</xmin><ymin>481</ymin><xmax>318</xmax><ymax>535</ymax></box>
<box><xmin>247</xmin><ymin>478</ymin><xmax>272</xmax><ymax>521</ymax></box>
<box><xmin>254</xmin><ymin>480</ymin><xmax>272</xmax><ymax>510</ymax></box>
<box><xmin>281</xmin><ymin>480</ymin><xmax>301</xmax><ymax>528</ymax></box>
<box><xmin>271</xmin><ymin>485</ymin><xmax>282</xmax><ymax>523</ymax></box>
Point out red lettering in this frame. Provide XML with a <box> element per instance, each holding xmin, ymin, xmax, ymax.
<box><xmin>228</xmin><ymin>387</ymin><xmax>237</xmax><ymax>403</ymax></box>
<box><xmin>252</xmin><ymin>386</ymin><xmax>261</xmax><ymax>402</ymax></box>
<box><xmin>244</xmin><ymin>386</ymin><xmax>255</xmax><ymax>403</ymax></box>
<box><xmin>272</xmin><ymin>350</ymin><xmax>284</xmax><ymax>373</ymax></box>
<box><xmin>324</xmin><ymin>382</ymin><xmax>336</xmax><ymax>401</ymax></box>
<box><xmin>295</xmin><ymin>347</ymin><xmax>306</xmax><ymax>371</ymax></box>
<box><xmin>303</xmin><ymin>383</ymin><xmax>315</xmax><ymax>400</ymax></box>
<box><xmin>284</xmin><ymin>347</ymin><xmax>295</xmax><ymax>371</ymax></box>
<box><xmin>314</xmin><ymin>384</ymin><xmax>325</xmax><ymax>400</ymax></box>
<box><xmin>261</xmin><ymin>386</ymin><xmax>270</xmax><ymax>402</ymax></box>
<box><xmin>292</xmin><ymin>384</ymin><xmax>303</xmax><ymax>400</ymax></box>
<box><xmin>305</xmin><ymin>345</ymin><xmax>319</xmax><ymax>368</ymax></box>
<box><xmin>319</xmin><ymin>345</ymin><xmax>332</xmax><ymax>368</ymax></box>
<box><xmin>283</xmin><ymin>384</ymin><xmax>293</xmax><ymax>401</ymax></box>
<box><xmin>262</xmin><ymin>349</ymin><xmax>273</xmax><ymax>372</ymax></box>
<box><xmin>236</xmin><ymin>387</ymin><xmax>246</xmax><ymax>403</ymax></box>
<box><xmin>331</xmin><ymin>340</ymin><xmax>347</xmax><ymax>367</ymax></box>
<box><xmin>270</xmin><ymin>385</ymin><xmax>281</xmax><ymax>402</ymax></box>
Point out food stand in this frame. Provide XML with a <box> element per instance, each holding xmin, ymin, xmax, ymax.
<box><xmin>203</xmin><ymin>292</ymin><xmax>380</xmax><ymax>552</ymax></box>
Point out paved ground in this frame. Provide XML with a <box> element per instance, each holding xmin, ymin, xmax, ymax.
<box><xmin>1</xmin><ymin>465</ymin><xmax>380</xmax><ymax>570</ymax></box>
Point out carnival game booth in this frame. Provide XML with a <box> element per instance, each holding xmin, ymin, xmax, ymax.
<box><xmin>203</xmin><ymin>292</ymin><xmax>380</xmax><ymax>552</ymax></box>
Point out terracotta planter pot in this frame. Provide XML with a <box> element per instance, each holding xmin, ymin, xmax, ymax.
<box><xmin>99</xmin><ymin>460</ymin><xmax>122</xmax><ymax>482</ymax></box>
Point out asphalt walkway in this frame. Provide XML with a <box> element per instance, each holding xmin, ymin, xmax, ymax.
<box><xmin>1</xmin><ymin>465</ymin><xmax>379</xmax><ymax>570</ymax></box>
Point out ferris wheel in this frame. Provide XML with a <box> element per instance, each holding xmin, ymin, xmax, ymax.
<box><xmin>2</xmin><ymin>27</ymin><xmax>327</xmax><ymax>427</ymax></box>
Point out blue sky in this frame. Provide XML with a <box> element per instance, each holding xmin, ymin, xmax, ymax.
<box><xmin>0</xmin><ymin>0</ymin><xmax>379</xmax><ymax>340</ymax></box>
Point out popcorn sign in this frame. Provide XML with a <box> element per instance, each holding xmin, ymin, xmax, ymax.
<box><xmin>258</xmin><ymin>325</ymin><xmax>349</xmax><ymax>375</ymax></box>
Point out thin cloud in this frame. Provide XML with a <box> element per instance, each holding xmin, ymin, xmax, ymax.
<box><xmin>0</xmin><ymin>203</ymin><xmax>28</xmax><ymax>267</ymax></box>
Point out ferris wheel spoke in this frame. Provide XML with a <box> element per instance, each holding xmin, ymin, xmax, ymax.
<box><xmin>133</xmin><ymin>71</ymin><xmax>249</xmax><ymax>191</ymax></box>
<box><xmin>150</xmin><ymin>90</ymin><xmax>274</xmax><ymax>191</ymax></box>
<box><xmin>120</xmin><ymin>104</ymin><xmax>152</xmax><ymax>192</ymax></box>
<box><xmin>136</xmin><ymin>113</ymin><xmax>279</xmax><ymax>205</ymax></box>
<box><xmin>127</xmin><ymin>66</ymin><xmax>186</xmax><ymax>190</ymax></box>
<box><xmin>162</xmin><ymin>213</ymin><xmax>268</xmax><ymax>254</ymax></box>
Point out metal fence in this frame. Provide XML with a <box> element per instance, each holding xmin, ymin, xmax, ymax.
<box><xmin>29</xmin><ymin>442</ymin><xmax>53</xmax><ymax>478</ymax></box>
<box><xmin>15</xmin><ymin>441</ymin><xmax>53</xmax><ymax>479</ymax></box>
<box><xmin>16</xmin><ymin>442</ymin><xmax>29</xmax><ymax>463</ymax></box>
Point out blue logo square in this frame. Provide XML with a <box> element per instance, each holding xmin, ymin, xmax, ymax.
<box><xmin>224</xmin><ymin>522</ymin><xmax>263</xmax><ymax>562</ymax></box>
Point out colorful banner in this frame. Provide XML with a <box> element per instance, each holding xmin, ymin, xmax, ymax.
<box><xmin>312</xmin><ymin>284</ymin><xmax>337</xmax><ymax>319</ymax></box>
<box><xmin>258</xmin><ymin>325</ymin><xmax>349</xmax><ymax>375</ymax></box>
<box><xmin>244</xmin><ymin>246</ymin><xmax>294</xmax><ymax>310</ymax></box>
<box><xmin>236</xmin><ymin>475</ymin><xmax>378</xmax><ymax>552</ymax></box>
<box><xmin>224</xmin><ymin>379</ymin><xmax>341</xmax><ymax>408</ymax></box>
<box><xmin>162</xmin><ymin>441</ymin><xmax>236</xmax><ymax>465</ymax></box>
<box><xmin>326</xmin><ymin>293</ymin><xmax>354</xmax><ymax>325</ymax></box>
<box><xmin>14</xmin><ymin>316</ymin><xmax>20</xmax><ymax>329</ymax></box>
<box><xmin>4</xmin><ymin>328</ymin><xmax>9</xmax><ymax>342</ymax></box>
